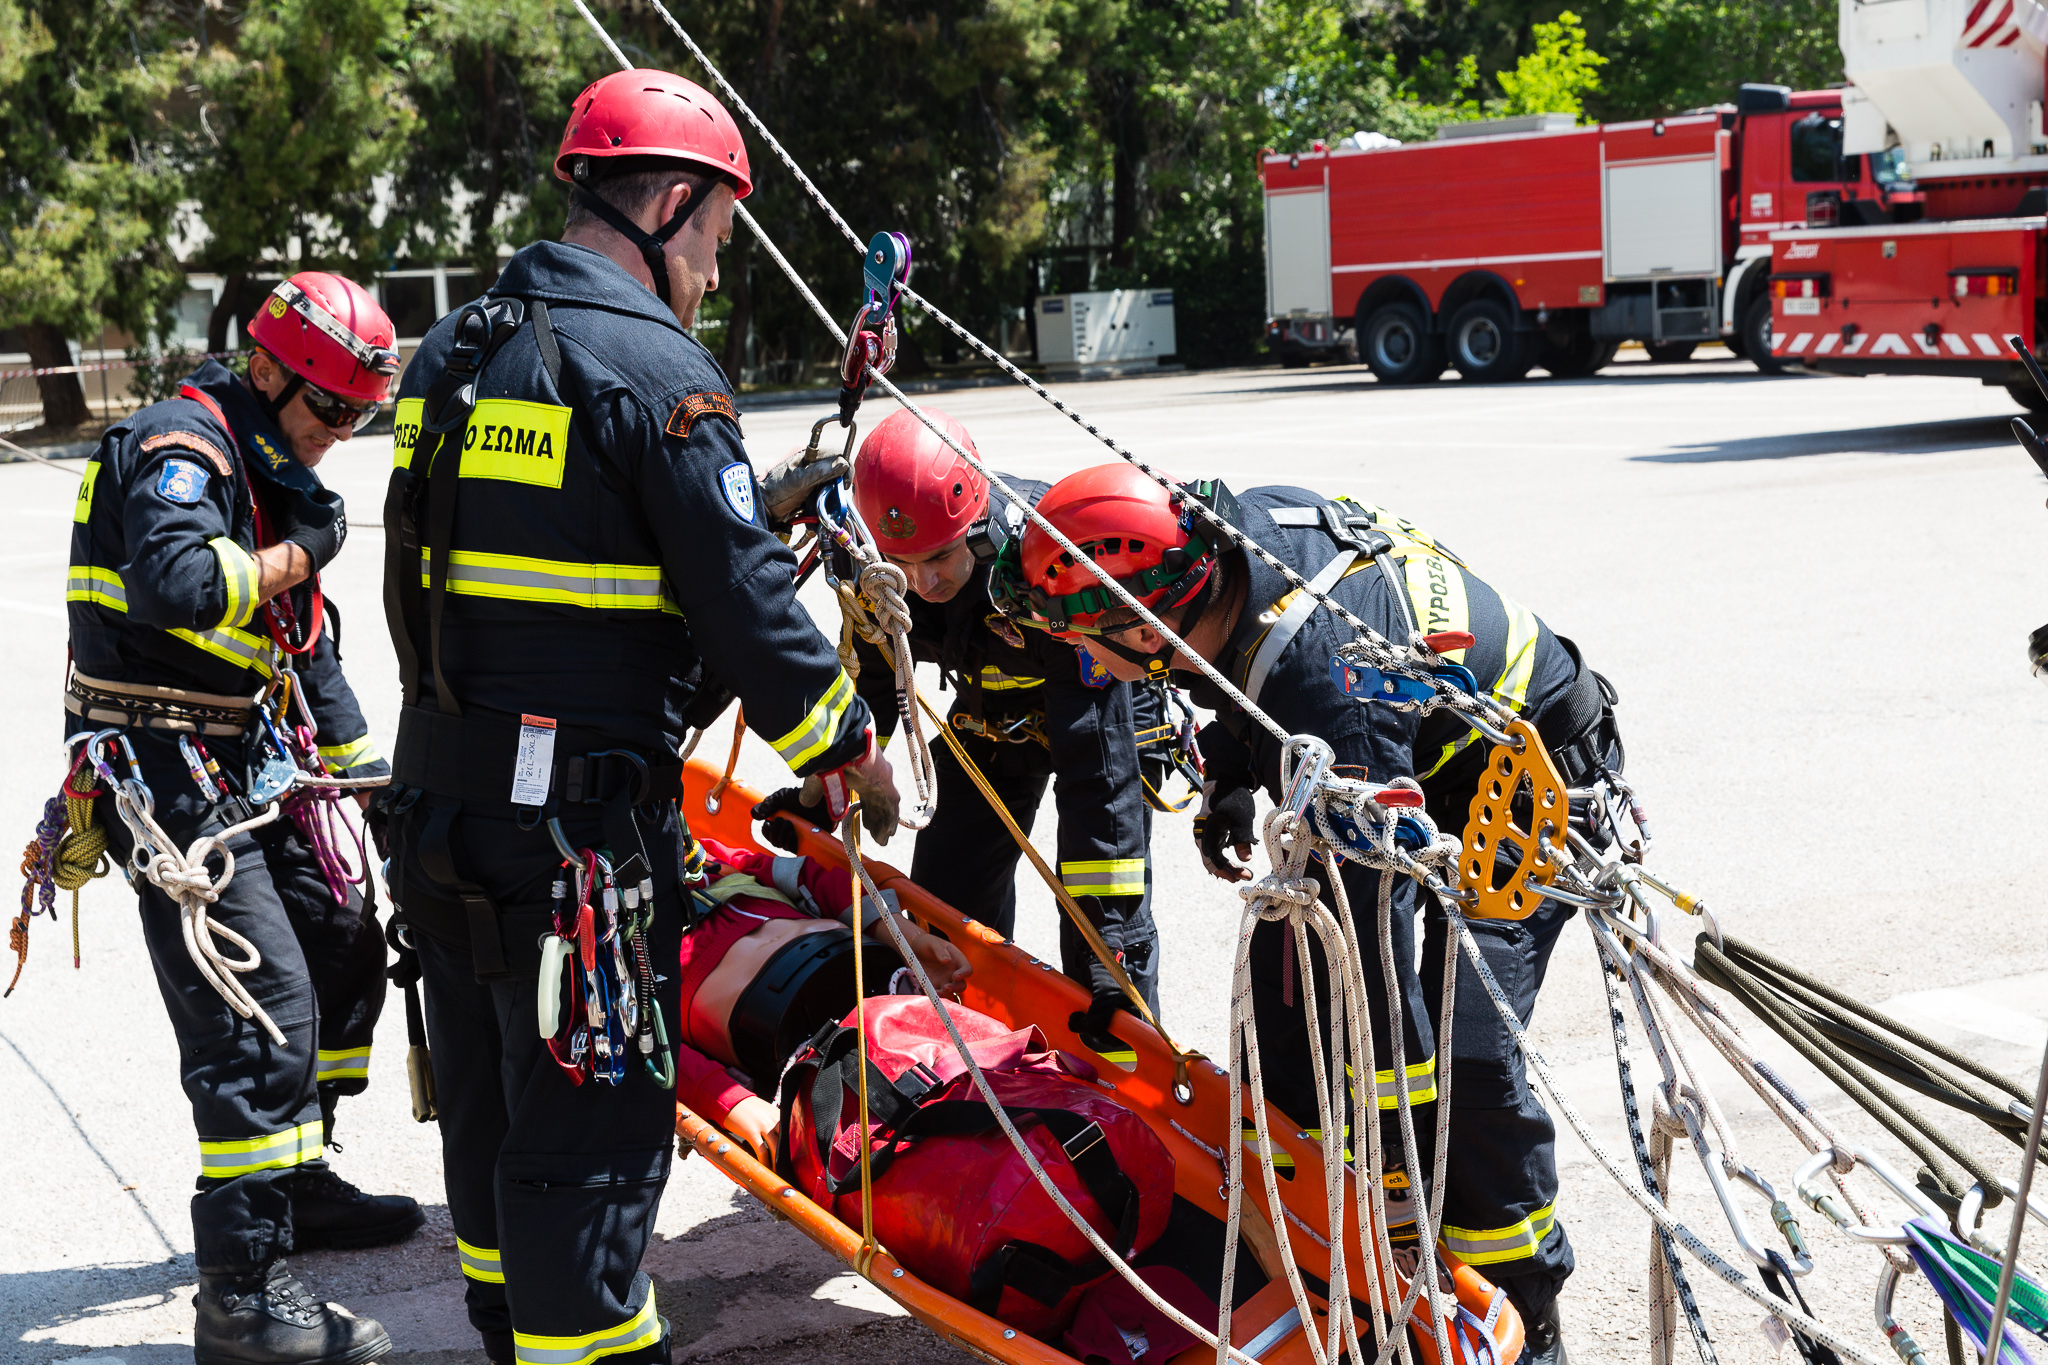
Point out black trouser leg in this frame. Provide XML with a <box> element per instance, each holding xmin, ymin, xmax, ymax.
<box><xmin>1418</xmin><ymin>893</ymin><xmax>1577</xmax><ymax>1307</ymax></box>
<box><xmin>399</xmin><ymin>803</ymin><xmax>685</xmax><ymax>1365</ymax></box>
<box><xmin>114</xmin><ymin>793</ymin><xmax>325</xmax><ymax>1274</ymax></box>
<box><xmin>418</xmin><ymin>931</ymin><xmax>515</xmax><ymax>1361</ymax></box>
<box><xmin>909</xmin><ymin>730</ymin><xmax>1049</xmax><ymax>941</ymax></box>
<box><xmin>271</xmin><ymin>819</ymin><xmax>387</xmax><ymax>1143</ymax></box>
<box><xmin>1056</xmin><ymin>873</ymin><xmax>1161</xmax><ymax>1016</ymax></box>
<box><xmin>1249</xmin><ymin>860</ymin><xmax>1436</xmax><ymax>1174</ymax></box>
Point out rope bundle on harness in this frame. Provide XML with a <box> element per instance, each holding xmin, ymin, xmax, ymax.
<box><xmin>9</xmin><ymin>753</ymin><xmax>114</xmax><ymax>994</ymax></box>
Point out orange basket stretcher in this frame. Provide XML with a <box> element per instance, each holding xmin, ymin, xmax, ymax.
<box><xmin>673</xmin><ymin>759</ymin><xmax>1525</xmax><ymax>1365</ymax></box>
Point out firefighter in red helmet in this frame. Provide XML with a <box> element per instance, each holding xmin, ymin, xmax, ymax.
<box><xmin>753</xmin><ymin>406</ymin><xmax>1163</xmax><ymax>1060</ymax></box>
<box><xmin>64</xmin><ymin>271</ymin><xmax>417</xmax><ymax>1364</ymax></box>
<box><xmin>994</xmin><ymin>464</ymin><xmax>1627</xmax><ymax>1365</ymax></box>
<box><xmin>380</xmin><ymin>69</ymin><xmax>890</xmax><ymax>1365</ymax></box>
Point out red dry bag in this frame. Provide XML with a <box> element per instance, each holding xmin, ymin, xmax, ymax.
<box><xmin>781</xmin><ymin>996</ymin><xmax>1175</xmax><ymax>1337</ymax></box>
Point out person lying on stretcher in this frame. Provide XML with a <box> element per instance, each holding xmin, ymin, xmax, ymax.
<box><xmin>679</xmin><ymin>838</ymin><xmax>971</xmax><ymax>1163</ymax></box>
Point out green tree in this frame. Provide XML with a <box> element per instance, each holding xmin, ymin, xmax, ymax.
<box><xmin>1593</xmin><ymin>0</ymin><xmax>1839</xmax><ymax>117</ymax></box>
<box><xmin>389</xmin><ymin>0</ymin><xmax>609</xmax><ymax>286</ymax></box>
<box><xmin>0</xmin><ymin>0</ymin><xmax>189</xmax><ymax>430</ymax></box>
<box><xmin>186</xmin><ymin>0</ymin><xmax>418</xmax><ymax>351</ymax></box>
<box><xmin>1495</xmin><ymin>11</ymin><xmax>1605</xmax><ymax>118</ymax></box>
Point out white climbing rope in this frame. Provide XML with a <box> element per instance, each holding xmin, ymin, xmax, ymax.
<box><xmin>839</xmin><ymin>808</ymin><xmax>1270</xmax><ymax>1365</ymax></box>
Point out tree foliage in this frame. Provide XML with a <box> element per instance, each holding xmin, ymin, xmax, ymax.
<box><xmin>0</xmin><ymin>0</ymin><xmax>1851</xmax><ymax>427</ymax></box>
<box><xmin>185</xmin><ymin>0</ymin><xmax>418</xmax><ymax>350</ymax></box>
<box><xmin>0</xmin><ymin>0</ymin><xmax>189</xmax><ymax>425</ymax></box>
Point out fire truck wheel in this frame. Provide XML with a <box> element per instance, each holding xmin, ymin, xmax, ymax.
<box><xmin>2007</xmin><ymin>382</ymin><xmax>2048</xmax><ymax>414</ymax></box>
<box><xmin>1538</xmin><ymin>333</ymin><xmax>1617</xmax><ymax>379</ymax></box>
<box><xmin>1360</xmin><ymin>302</ymin><xmax>1444</xmax><ymax>384</ymax></box>
<box><xmin>1447</xmin><ymin>299</ymin><xmax>1536</xmax><ymax>383</ymax></box>
<box><xmin>1743</xmin><ymin>295</ymin><xmax>1787</xmax><ymax>375</ymax></box>
<box><xmin>1644</xmin><ymin>341</ymin><xmax>1697</xmax><ymax>363</ymax></box>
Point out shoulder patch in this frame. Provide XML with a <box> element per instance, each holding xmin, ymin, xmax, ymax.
<box><xmin>1076</xmin><ymin>645</ymin><xmax>1113</xmax><ymax>688</ymax></box>
<box><xmin>156</xmin><ymin>458</ymin><xmax>211</xmax><ymax>505</ymax></box>
<box><xmin>667</xmin><ymin>390</ymin><xmax>742</xmax><ymax>439</ymax></box>
<box><xmin>718</xmin><ymin>462</ymin><xmax>758</xmax><ymax>524</ymax></box>
<box><xmin>140</xmin><ymin>430</ymin><xmax>232</xmax><ymax>477</ymax></box>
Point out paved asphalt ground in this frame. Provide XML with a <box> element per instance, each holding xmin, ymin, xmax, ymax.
<box><xmin>6</xmin><ymin>348</ymin><xmax>2048</xmax><ymax>1365</ymax></box>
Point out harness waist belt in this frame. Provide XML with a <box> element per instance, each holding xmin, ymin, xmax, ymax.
<box><xmin>392</xmin><ymin>704</ymin><xmax>684</xmax><ymax>814</ymax></box>
<box><xmin>65</xmin><ymin>669</ymin><xmax>262</xmax><ymax>737</ymax></box>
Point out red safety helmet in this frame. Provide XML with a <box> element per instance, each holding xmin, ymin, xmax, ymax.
<box><xmin>245</xmin><ymin>272</ymin><xmax>400</xmax><ymax>408</ymax></box>
<box><xmin>852</xmin><ymin>407</ymin><xmax>988</xmax><ymax>555</ymax></box>
<box><xmin>555</xmin><ymin>69</ymin><xmax>753</xmax><ymax>199</ymax></box>
<box><xmin>994</xmin><ymin>463</ymin><xmax>1228</xmax><ymax>634</ymax></box>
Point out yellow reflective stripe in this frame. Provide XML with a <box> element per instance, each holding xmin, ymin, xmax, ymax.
<box><xmin>421</xmin><ymin>550</ymin><xmax>670</xmax><ymax>611</ymax></box>
<box><xmin>768</xmin><ymin>669</ymin><xmax>856</xmax><ymax>770</ymax></box>
<box><xmin>168</xmin><ymin>624</ymin><xmax>276</xmax><ymax>678</ymax></box>
<box><xmin>198</xmin><ymin>1120</ymin><xmax>324</xmax><ymax>1177</ymax></box>
<box><xmin>1059</xmin><ymin>858</ymin><xmax>1146</xmax><ymax>897</ymax></box>
<box><xmin>458</xmin><ymin>1237</ymin><xmax>505</xmax><ymax>1284</ymax></box>
<box><xmin>1350</xmin><ymin>1057</ymin><xmax>1440</xmax><ymax>1109</ymax></box>
<box><xmin>392</xmin><ymin>397</ymin><xmax>424</xmax><ymax>470</ymax></box>
<box><xmin>315</xmin><ymin>1047</ymin><xmax>371</xmax><ymax>1082</ymax></box>
<box><xmin>209</xmin><ymin>537</ymin><xmax>260</xmax><ymax>630</ymax></box>
<box><xmin>1441</xmin><ymin>1202</ymin><xmax>1558</xmax><ymax>1265</ymax></box>
<box><xmin>317</xmin><ymin>734</ymin><xmax>382</xmax><ymax>772</ymax></box>
<box><xmin>514</xmin><ymin>1286</ymin><xmax>659</xmax><ymax>1365</ymax></box>
<box><xmin>1493</xmin><ymin>599</ymin><xmax>1540</xmax><ymax>710</ymax></box>
<box><xmin>74</xmin><ymin>462</ymin><xmax>100</xmax><ymax>523</ymax></box>
<box><xmin>1241</xmin><ymin>1118</ymin><xmax>1295</xmax><ymax>1167</ymax></box>
<box><xmin>978</xmin><ymin>666</ymin><xmax>1043</xmax><ymax>690</ymax></box>
<box><xmin>68</xmin><ymin>566</ymin><xmax>273</xmax><ymax>677</ymax></box>
<box><xmin>66</xmin><ymin>565</ymin><xmax>126</xmax><ymax>612</ymax></box>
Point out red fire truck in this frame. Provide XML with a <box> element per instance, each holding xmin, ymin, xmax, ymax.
<box><xmin>1262</xmin><ymin>0</ymin><xmax>2048</xmax><ymax>411</ymax></box>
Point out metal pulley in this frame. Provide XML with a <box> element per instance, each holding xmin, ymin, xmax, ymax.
<box><xmin>838</xmin><ymin>231</ymin><xmax>913</xmax><ymax>425</ymax></box>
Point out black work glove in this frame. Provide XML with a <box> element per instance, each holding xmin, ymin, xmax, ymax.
<box><xmin>1194</xmin><ymin>779</ymin><xmax>1258</xmax><ymax>882</ymax></box>
<box><xmin>753</xmin><ymin>785</ymin><xmax>828</xmax><ymax>853</ymax></box>
<box><xmin>276</xmin><ymin>485</ymin><xmax>348</xmax><ymax>571</ymax></box>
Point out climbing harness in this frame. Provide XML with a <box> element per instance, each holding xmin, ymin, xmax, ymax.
<box><xmin>557</xmin><ymin>9</ymin><xmax>2048</xmax><ymax>1363</ymax></box>
<box><xmin>17</xmin><ymin>646</ymin><xmax>387</xmax><ymax>1039</ymax></box>
<box><xmin>1135</xmin><ymin>680</ymin><xmax>1205</xmax><ymax>813</ymax></box>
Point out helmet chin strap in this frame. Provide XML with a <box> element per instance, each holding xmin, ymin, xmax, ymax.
<box><xmin>1086</xmin><ymin>569</ymin><xmax>1221</xmax><ymax>681</ymax></box>
<box><xmin>572</xmin><ymin>180</ymin><xmax>707</xmax><ymax>308</ymax></box>
<box><xmin>251</xmin><ymin>366</ymin><xmax>303</xmax><ymax>425</ymax></box>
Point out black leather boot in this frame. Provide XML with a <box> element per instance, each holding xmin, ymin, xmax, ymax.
<box><xmin>1499</xmin><ymin>1278</ymin><xmax>1568</xmax><ymax>1365</ymax></box>
<box><xmin>194</xmin><ymin>1261</ymin><xmax>391</xmax><ymax>1365</ymax></box>
<box><xmin>284</xmin><ymin>1167</ymin><xmax>425</xmax><ymax>1251</ymax></box>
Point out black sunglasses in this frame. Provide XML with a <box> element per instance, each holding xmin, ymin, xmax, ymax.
<box><xmin>299</xmin><ymin>382</ymin><xmax>380</xmax><ymax>434</ymax></box>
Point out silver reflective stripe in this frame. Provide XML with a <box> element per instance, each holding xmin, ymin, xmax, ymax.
<box><xmin>512</xmin><ymin>1287</ymin><xmax>659</xmax><ymax>1365</ymax></box>
<box><xmin>1242</xmin><ymin>547</ymin><xmax>1362</xmax><ymax>705</ymax></box>
<box><xmin>437</xmin><ymin>557</ymin><xmax>667</xmax><ymax>608</ymax></box>
<box><xmin>769</xmin><ymin>857</ymin><xmax>806</xmax><ymax>900</ymax></box>
<box><xmin>1266</xmin><ymin>507</ymin><xmax>1321</xmax><ymax>527</ymax></box>
<box><xmin>1246</xmin><ymin>1306</ymin><xmax>1305</xmax><ymax>1358</ymax></box>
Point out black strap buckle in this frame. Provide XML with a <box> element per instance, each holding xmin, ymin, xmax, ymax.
<box><xmin>1061</xmin><ymin>1120</ymin><xmax>1107</xmax><ymax>1163</ymax></box>
<box><xmin>564</xmin><ymin>748</ymin><xmax>650</xmax><ymax>805</ymax></box>
<box><xmin>1319</xmin><ymin>502</ymin><xmax>1392</xmax><ymax>557</ymax></box>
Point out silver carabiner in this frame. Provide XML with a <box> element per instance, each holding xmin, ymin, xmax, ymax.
<box><xmin>1874</xmin><ymin>1262</ymin><xmax>1933</xmax><ymax>1365</ymax></box>
<box><xmin>1278</xmin><ymin>734</ymin><xmax>1334</xmax><ymax>823</ymax></box>
<box><xmin>1796</xmin><ymin>1146</ymin><xmax>1945</xmax><ymax>1244</ymax></box>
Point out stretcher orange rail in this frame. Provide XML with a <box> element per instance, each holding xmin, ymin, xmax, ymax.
<box><xmin>674</xmin><ymin>758</ymin><xmax>1523</xmax><ymax>1365</ymax></box>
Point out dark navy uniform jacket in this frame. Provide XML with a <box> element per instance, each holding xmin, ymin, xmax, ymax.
<box><xmin>852</xmin><ymin>476</ymin><xmax>1150</xmax><ymax>936</ymax></box>
<box><xmin>66</xmin><ymin>359</ymin><xmax>385</xmax><ymax>777</ymax></box>
<box><xmin>1191</xmin><ymin>486</ymin><xmax>1580</xmax><ymax>823</ymax></box>
<box><xmin>392</xmin><ymin>241</ymin><xmax>869</xmax><ymax>774</ymax></box>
